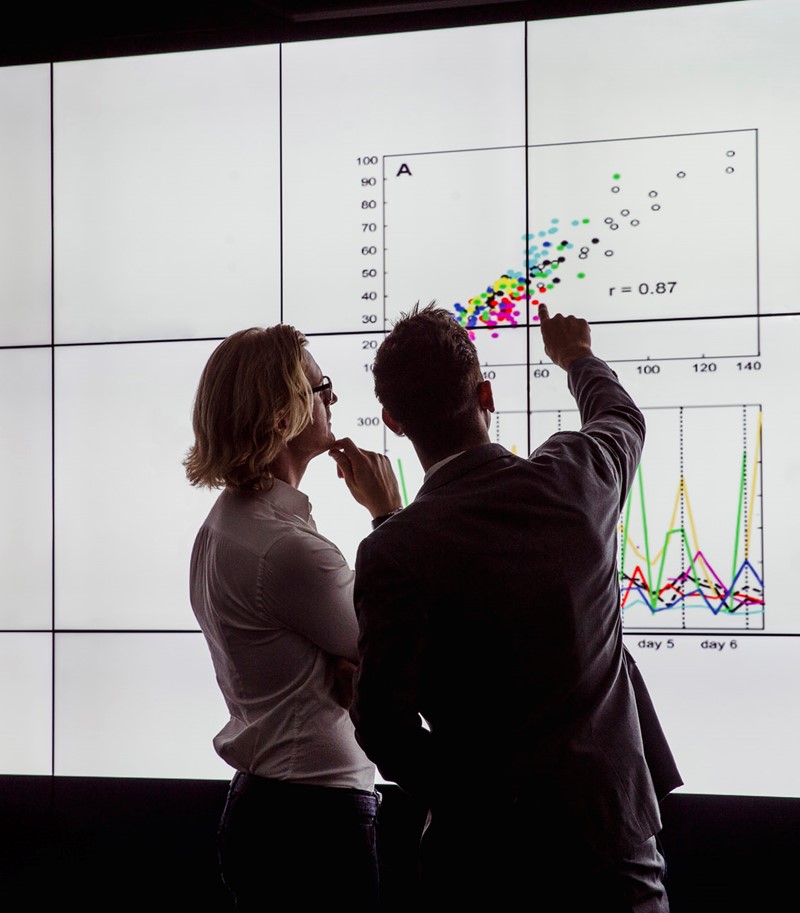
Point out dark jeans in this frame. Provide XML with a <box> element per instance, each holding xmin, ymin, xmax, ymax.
<box><xmin>218</xmin><ymin>772</ymin><xmax>380</xmax><ymax>911</ymax></box>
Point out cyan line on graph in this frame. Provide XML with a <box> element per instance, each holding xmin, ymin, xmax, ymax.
<box><xmin>621</xmin><ymin>556</ymin><xmax>764</xmax><ymax>616</ymax></box>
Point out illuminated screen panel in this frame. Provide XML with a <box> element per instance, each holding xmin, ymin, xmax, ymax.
<box><xmin>54</xmin><ymin>340</ymin><xmax>218</xmax><ymax>630</ymax></box>
<box><xmin>0</xmin><ymin>1</ymin><xmax>799</xmax><ymax>796</ymax></box>
<box><xmin>280</xmin><ymin>22</ymin><xmax>526</xmax><ymax>334</ymax></box>
<box><xmin>53</xmin><ymin>45</ymin><xmax>282</xmax><ymax>344</ymax></box>
<box><xmin>0</xmin><ymin>634</ymin><xmax>52</xmax><ymax>775</ymax></box>
<box><xmin>0</xmin><ymin>63</ymin><xmax>50</xmax><ymax>346</ymax></box>
<box><xmin>0</xmin><ymin>348</ymin><xmax>52</xmax><ymax>629</ymax></box>
<box><xmin>54</xmin><ymin>633</ymin><xmax>229</xmax><ymax>779</ymax></box>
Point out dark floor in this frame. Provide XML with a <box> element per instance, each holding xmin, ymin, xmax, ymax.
<box><xmin>1</xmin><ymin>777</ymin><xmax>797</xmax><ymax>912</ymax></box>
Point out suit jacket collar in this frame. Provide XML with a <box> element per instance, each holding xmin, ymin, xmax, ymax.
<box><xmin>416</xmin><ymin>443</ymin><xmax>511</xmax><ymax>498</ymax></box>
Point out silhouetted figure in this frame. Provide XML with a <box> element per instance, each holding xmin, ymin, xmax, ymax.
<box><xmin>345</xmin><ymin>303</ymin><xmax>682</xmax><ymax>912</ymax></box>
<box><xmin>185</xmin><ymin>325</ymin><xmax>400</xmax><ymax>911</ymax></box>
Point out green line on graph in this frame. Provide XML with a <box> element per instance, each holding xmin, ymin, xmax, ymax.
<box><xmin>731</xmin><ymin>450</ymin><xmax>747</xmax><ymax>587</ymax></box>
<box><xmin>397</xmin><ymin>458</ymin><xmax>409</xmax><ymax>507</ymax></box>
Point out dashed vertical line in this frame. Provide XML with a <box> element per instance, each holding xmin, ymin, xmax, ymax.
<box><xmin>679</xmin><ymin>407</ymin><xmax>686</xmax><ymax>630</ymax></box>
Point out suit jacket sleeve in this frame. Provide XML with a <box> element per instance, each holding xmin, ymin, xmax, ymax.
<box><xmin>567</xmin><ymin>355</ymin><xmax>646</xmax><ymax>512</ymax></box>
<box><xmin>350</xmin><ymin>539</ymin><xmax>436</xmax><ymax>802</ymax></box>
<box><xmin>569</xmin><ymin>357</ymin><xmax>682</xmax><ymax>798</ymax></box>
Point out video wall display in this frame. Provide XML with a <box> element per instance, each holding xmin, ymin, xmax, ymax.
<box><xmin>2</xmin><ymin>0</ymin><xmax>799</xmax><ymax>795</ymax></box>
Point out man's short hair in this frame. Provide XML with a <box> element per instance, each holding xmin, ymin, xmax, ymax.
<box><xmin>373</xmin><ymin>303</ymin><xmax>483</xmax><ymax>446</ymax></box>
<box><xmin>184</xmin><ymin>325</ymin><xmax>313</xmax><ymax>491</ymax></box>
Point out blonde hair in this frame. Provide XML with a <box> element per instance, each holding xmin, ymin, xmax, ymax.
<box><xmin>184</xmin><ymin>325</ymin><xmax>313</xmax><ymax>491</ymax></box>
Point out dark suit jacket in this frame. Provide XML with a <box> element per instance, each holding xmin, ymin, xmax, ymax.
<box><xmin>351</xmin><ymin>356</ymin><xmax>681</xmax><ymax>863</ymax></box>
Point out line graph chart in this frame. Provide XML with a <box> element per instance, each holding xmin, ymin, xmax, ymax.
<box><xmin>620</xmin><ymin>406</ymin><xmax>763</xmax><ymax>629</ymax></box>
<box><xmin>532</xmin><ymin>403</ymin><xmax>765</xmax><ymax>632</ymax></box>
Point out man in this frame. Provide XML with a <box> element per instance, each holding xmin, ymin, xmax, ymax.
<box><xmin>337</xmin><ymin>303</ymin><xmax>681</xmax><ymax>911</ymax></box>
<box><xmin>184</xmin><ymin>325</ymin><xmax>401</xmax><ymax>911</ymax></box>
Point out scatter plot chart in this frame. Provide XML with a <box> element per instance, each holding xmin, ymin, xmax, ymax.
<box><xmin>385</xmin><ymin>130</ymin><xmax>758</xmax><ymax>361</ymax></box>
<box><xmin>531</xmin><ymin>404</ymin><xmax>765</xmax><ymax>632</ymax></box>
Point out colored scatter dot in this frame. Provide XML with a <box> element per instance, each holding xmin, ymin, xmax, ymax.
<box><xmin>582</xmin><ymin>218</ymin><xmax>590</xmax><ymax>224</ymax></box>
<box><xmin>548</xmin><ymin>227</ymin><xmax>558</xmax><ymax>234</ymax></box>
<box><xmin>492</xmin><ymin>332</ymin><xmax>498</xmax><ymax>338</ymax></box>
<box><xmin>553</xmin><ymin>277</ymin><xmax>561</xmax><ymax>284</ymax></box>
<box><xmin>571</xmin><ymin>219</ymin><xmax>579</xmax><ymax>226</ymax></box>
<box><xmin>613</xmin><ymin>173</ymin><xmax>621</xmax><ymax>180</ymax></box>
<box><xmin>538</xmin><ymin>231</ymin><xmax>546</xmax><ymax>237</ymax></box>
<box><xmin>543</xmin><ymin>241</ymin><xmax>551</xmax><ymax>247</ymax></box>
<box><xmin>592</xmin><ymin>238</ymin><xmax>599</xmax><ymax>244</ymax></box>
<box><xmin>577</xmin><ymin>273</ymin><xmax>586</xmax><ymax>279</ymax></box>
<box><xmin>551</xmin><ymin>218</ymin><xmax>559</xmax><ymax>223</ymax></box>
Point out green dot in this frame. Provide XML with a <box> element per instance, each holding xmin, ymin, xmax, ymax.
<box><xmin>613</xmin><ymin>173</ymin><xmax>621</xmax><ymax>180</ymax></box>
<box><xmin>582</xmin><ymin>218</ymin><xmax>590</xmax><ymax>224</ymax></box>
<box><xmin>577</xmin><ymin>273</ymin><xmax>586</xmax><ymax>279</ymax></box>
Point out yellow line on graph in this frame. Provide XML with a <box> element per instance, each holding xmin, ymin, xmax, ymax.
<box><xmin>744</xmin><ymin>409</ymin><xmax>763</xmax><ymax>559</ymax></box>
<box><xmin>624</xmin><ymin>477</ymin><xmax>718</xmax><ymax>597</ymax></box>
